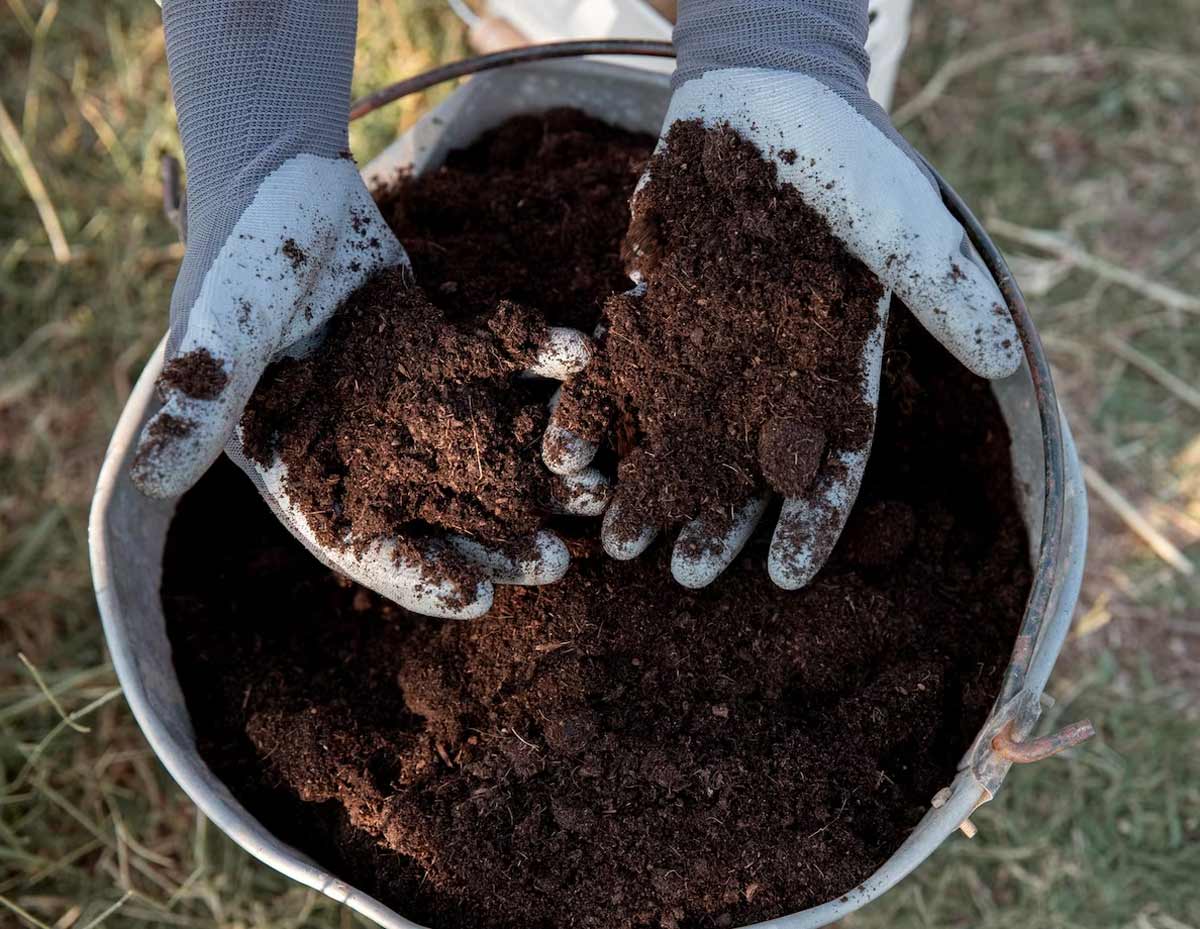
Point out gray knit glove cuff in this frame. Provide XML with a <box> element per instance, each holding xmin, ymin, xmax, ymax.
<box><xmin>672</xmin><ymin>0</ymin><xmax>928</xmax><ymax>181</ymax></box>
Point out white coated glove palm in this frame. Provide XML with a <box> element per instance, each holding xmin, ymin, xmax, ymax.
<box><xmin>546</xmin><ymin>65</ymin><xmax>1021</xmax><ymax>591</ymax></box>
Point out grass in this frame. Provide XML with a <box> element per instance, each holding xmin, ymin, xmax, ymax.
<box><xmin>1</xmin><ymin>0</ymin><xmax>1197</xmax><ymax>927</ymax></box>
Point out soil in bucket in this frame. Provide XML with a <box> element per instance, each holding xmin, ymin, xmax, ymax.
<box><xmin>162</xmin><ymin>108</ymin><xmax>1030</xmax><ymax>929</ymax></box>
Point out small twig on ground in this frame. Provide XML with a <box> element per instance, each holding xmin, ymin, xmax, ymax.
<box><xmin>989</xmin><ymin>218</ymin><xmax>1200</xmax><ymax>322</ymax></box>
<box><xmin>1100</xmin><ymin>333</ymin><xmax>1200</xmax><ymax>414</ymax></box>
<box><xmin>0</xmin><ymin>894</ymin><xmax>53</xmax><ymax>929</ymax></box>
<box><xmin>467</xmin><ymin>396</ymin><xmax>483</xmax><ymax>478</ymax></box>
<box><xmin>892</xmin><ymin>28</ymin><xmax>1063</xmax><ymax>126</ymax></box>
<box><xmin>1082</xmin><ymin>463</ymin><xmax>1195</xmax><ymax>577</ymax></box>
<box><xmin>77</xmin><ymin>890</ymin><xmax>133</xmax><ymax>929</ymax></box>
<box><xmin>0</xmin><ymin>96</ymin><xmax>70</xmax><ymax>264</ymax></box>
<box><xmin>17</xmin><ymin>653</ymin><xmax>90</xmax><ymax>733</ymax></box>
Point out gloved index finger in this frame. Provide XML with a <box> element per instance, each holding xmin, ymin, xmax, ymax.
<box><xmin>524</xmin><ymin>327</ymin><xmax>594</xmax><ymax>380</ymax></box>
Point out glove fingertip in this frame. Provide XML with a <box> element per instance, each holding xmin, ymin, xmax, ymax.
<box><xmin>902</xmin><ymin>257</ymin><xmax>1023</xmax><ymax>381</ymax></box>
<box><xmin>601</xmin><ymin>502</ymin><xmax>656</xmax><ymax>561</ymax></box>
<box><xmin>767</xmin><ymin>519</ymin><xmax>814</xmax><ymax>591</ymax></box>
<box><xmin>447</xmin><ymin>581</ymin><xmax>494</xmax><ymax>620</ymax></box>
<box><xmin>130</xmin><ymin>407</ymin><xmax>222</xmax><ymax>499</ymax></box>
<box><xmin>527</xmin><ymin>327</ymin><xmax>593</xmax><ymax>380</ymax></box>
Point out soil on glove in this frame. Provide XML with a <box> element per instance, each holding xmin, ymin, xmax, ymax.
<box><xmin>557</xmin><ymin>120</ymin><xmax>883</xmax><ymax>541</ymax></box>
<box><xmin>159</xmin><ymin>348</ymin><xmax>227</xmax><ymax>400</ymax></box>
<box><xmin>165</xmin><ymin>312</ymin><xmax>1030</xmax><ymax>929</ymax></box>
<box><xmin>239</xmin><ymin>111</ymin><xmax>652</xmax><ymax>551</ymax></box>
<box><xmin>240</xmin><ymin>280</ymin><xmax>554</xmax><ymax>549</ymax></box>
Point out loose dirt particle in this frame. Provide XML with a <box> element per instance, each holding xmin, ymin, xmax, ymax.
<box><xmin>281</xmin><ymin>237</ymin><xmax>307</xmax><ymax>271</ymax></box>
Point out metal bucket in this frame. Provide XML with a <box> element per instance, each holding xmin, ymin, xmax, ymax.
<box><xmin>90</xmin><ymin>57</ymin><xmax>1089</xmax><ymax>929</ymax></box>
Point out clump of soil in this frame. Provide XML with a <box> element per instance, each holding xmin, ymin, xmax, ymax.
<box><xmin>158</xmin><ymin>348</ymin><xmax>227</xmax><ymax>400</ymax></box>
<box><xmin>240</xmin><ymin>274</ymin><xmax>553</xmax><ymax>549</ymax></box>
<box><xmin>558</xmin><ymin>120</ymin><xmax>883</xmax><ymax>539</ymax></box>
<box><xmin>238</xmin><ymin>111</ymin><xmax>652</xmax><ymax>550</ymax></box>
<box><xmin>165</xmin><ymin>310</ymin><xmax>1030</xmax><ymax>929</ymax></box>
<box><xmin>130</xmin><ymin>412</ymin><xmax>194</xmax><ymax>479</ymax></box>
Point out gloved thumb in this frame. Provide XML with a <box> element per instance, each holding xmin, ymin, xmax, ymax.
<box><xmin>130</xmin><ymin>328</ymin><xmax>266</xmax><ymax>499</ymax></box>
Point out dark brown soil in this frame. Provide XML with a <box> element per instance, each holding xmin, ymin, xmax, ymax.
<box><xmin>164</xmin><ymin>310</ymin><xmax>1030</xmax><ymax>929</ymax></box>
<box><xmin>281</xmin><ymin>237</ymin><xmax>308</xmax><ymax>272</ymax></box>
<box><xmin>559</xmin><ymin>120</ymin><xmax>882</xmax><ymax>539</ymax></box>
<box><xmin>158</xmin><ymin>348</ymin><xmax>227</xmax><ymax>400</ymax></box>
<box><xmin>238</xmin><ymin>110</ymin><xmax>652</xmax><ymax>551</ymax></box>
<box><xmin>378</xmin><ymin>107</ymin><xmax>653</xmax><ymax>330</ymax></box>
<box><xmin>164</xmin><ymin>111</ymin><xmax>1028</xmax><ymax>928</ymax></box>
<box><xmin>240</xmin><ymin>277</ymin><xmax>554</xmax><ymax>549</ymax></box>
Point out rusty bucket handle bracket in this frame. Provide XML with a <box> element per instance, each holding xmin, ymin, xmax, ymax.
<box><xmin>991</xmin><ymin>718</ymin><xmax>1096</xmax><ymax>764</ymax></box>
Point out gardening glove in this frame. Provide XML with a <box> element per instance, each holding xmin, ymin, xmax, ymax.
<box><xmin>130</xmin><ymin>0</ymin><xmax>602</xmax><ymax>619</ymax></box>
<box><xmin>545</xmin><ymin>0</ymin><xmax>1022</xmax><ymax>591</ymax></box>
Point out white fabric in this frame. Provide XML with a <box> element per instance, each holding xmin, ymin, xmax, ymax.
<box><xmin>671</xmin><ymin>496</ymin><xmax>768</xmax><ymax>588</ymax></box>
<box><xmin>483</xmin><ymin>0</ymin><xmax>910</xmax><ymax>109</ymax></box>
<box><xmin>864</xmin><ymin>0</ymin><xmax>911</xmax><ymax>110</ymax></box>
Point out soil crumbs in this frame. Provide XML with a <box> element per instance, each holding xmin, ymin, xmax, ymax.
<box><xmin>238</xmin><ymin>109</ymin><xmax>652</xmax><ymax>552</ymax></box>
<box><xmin>158</xmin><ymin>347</ymin><xmax>227</xmax><ymax>400</ymax></box>
<box><xmin>165</xmin><ymin>309</ymin><xmax>1029</xmax><ymax>929</ymax></box>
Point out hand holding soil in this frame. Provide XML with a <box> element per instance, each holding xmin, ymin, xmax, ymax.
<box><xmin>548</xmin><ymin>70</ymin><xmax>1024</xmax><ymax>592</ymax></box>
<box><xmin>239</xmin><ymin>275</ymin><xmax>606</xmax><ymax>618</ymax></box>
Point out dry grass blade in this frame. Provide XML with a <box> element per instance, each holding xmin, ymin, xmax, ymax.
<box><xmin>0</xmin><ymin>894</ymin><xmax>55</xmax><ymax>929</ymax></box>
<box><xmin>989</xmin><ymin>218</ymin><xmax>1200</xmax><ymax>318</ymax></box>
<box><xmin>16</xmin><ymin>653</ymin><xmax>90</xmax><ymax>733</ymax></box>
<box><xmin>12</xmin><ymin>687</ymin><xmax>124</xmax><ymax>789</ymax></box>
<box><xmin>0</xmin><ymin>97</ymin><xmax>70</xmax><ymax>264</ymax></box>
<box><xmin>0</xmin><ymin>665</ymin><xmax>110</xmax><ymax>725</ymax></box>
<box><xmin>1082</xmin><ymin>463</ymin><xmax>1195</xmax><ymax>576</ymax></box>
<box><xmin>1101</xmin><ymin>333</ymin><xmax>1200</xmax><ymax>414</ymax></box>
<box><xmin>892</xmin><ymin>28</ymin><xmax>1063</xmax><ymax>126</ymax></box>
<box><xmin>4</xmin><ymin>0</ymin><xmax>35</xmax><ymax>34</ymax></box>
<box><xmin>77</xmin><ymin>892</ymin><xmax>133</xmax><ymax>929</ymax></box>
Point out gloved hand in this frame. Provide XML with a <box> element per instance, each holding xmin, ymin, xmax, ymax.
<box><xmin>545</xmin><ymin>0</ymin><xmax>1022</xmax><ymax>591</ymax></box>
<box><xmin>132</xmin><ymin>0</ymin><xmax>600</xmax><ymax>618</ymax></box>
